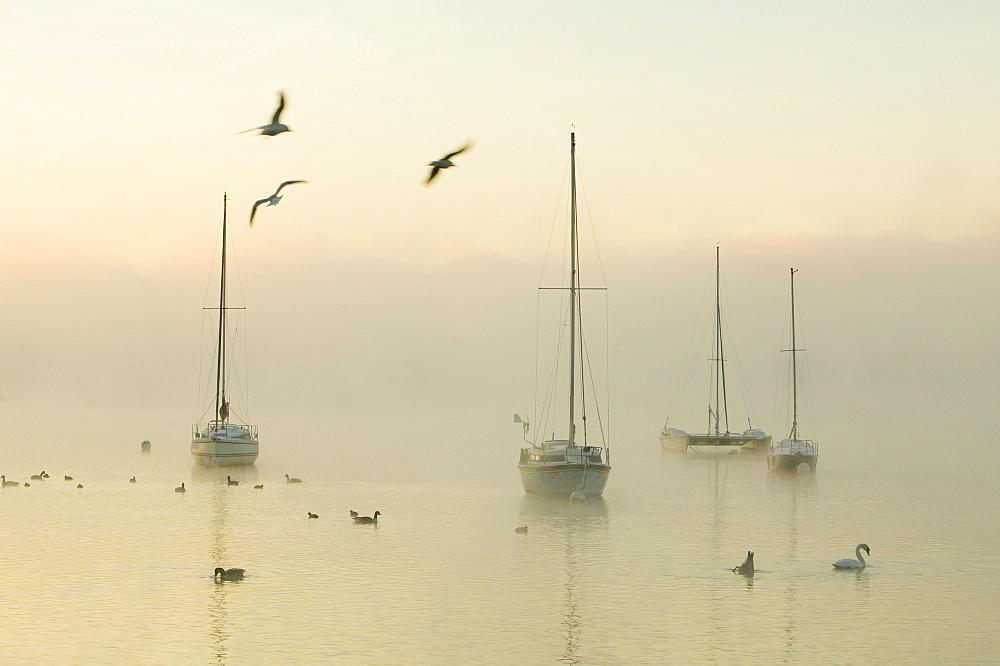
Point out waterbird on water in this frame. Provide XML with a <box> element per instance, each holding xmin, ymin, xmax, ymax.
<box><xmin>236</xmin><ymin>91</ymin><xmax>292</xmax><ymax>137</ymax></box>
<box><xmin>425</xmin><ymin>140</ymin><xmax>473</xmax><ymax>185</ymax></box>
<box><xmin>175</xmin><ymin>483</ymin><xmax>186</xmax><ymax>493</ymax></box>
<box><xmin>285</xmin><ymin>474</ymin><xmax>303</xmax><ymax>484</ymax></box>
<box><xmin>352</xmin><ymin>511</ymin><xmax>380</xmax><ymax>524</ymax></box>
<box><xmin>76</xmin><ymin>484</ymin><xmax>83</xmax><ymax>489</ymax></box>
<box><xmin>307</xmin><ymin>512</ymin><xmax>318</xmax><ymax>519</ymax></box>
<box><xmin>64</xmin><ymin>475</ymin><xmax>73</xmax><ymax>481</ymax></box>
<box><xmin>129</xmin><ymin>477</ymin><xmax>136</xmax><ymax>483</ymax></box>
<box><xmin>214</xmin><ymin>567</ymin><xmax>245</xmax><ymax>581</ymax></box>
<box><xmin>249</xmin><ymin>180</ymin><xmax>307</xmax><ymax>226</ymax></box>
<box><xmin>349</xmin><ymin>510</ymin><xmax>358</xmax><ymax>517</ymax></box>
<box><xmin>1</xmin><ymin>475</ymin><xmax>20</xmax><ymax>487</ymax></box>
<box><xmin>515</xmin><ymin>526</ymin><xmax>528</xmax><ymax>534</ymax></box>
<box><xmin>254</xmin><ymin>484</ymin><xmax>264</xmax><ymax>489</ymax></box>
<box><xmin>227</xmin><ymin>476</ymin><xmax>239</xmax><ymax>486</ymax></box>
<box><xmin>732</xmin><ymin>551</ymin><xmax>754</xmax><ymax>576</ymax></box>
<box><xmin>833</xmin><ymin>544</ymin><xmax>871</xmax><ymax>570</ymax></box>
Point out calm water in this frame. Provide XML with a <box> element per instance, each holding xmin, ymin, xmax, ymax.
<box><xmin>1</xmin><ymin>432</ymin><xmax>997</xmax><ymax>664</ymax></box>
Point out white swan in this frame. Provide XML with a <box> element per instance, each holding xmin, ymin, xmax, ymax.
<box><xmin>833</xmin><ymin>543</ymin><xmax>870</xmax><ymax>569</ymax></box>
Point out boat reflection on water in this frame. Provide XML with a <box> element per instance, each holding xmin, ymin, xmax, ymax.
<box><xmin>207</xmin><ymin>471</ymin><xmax>237</xmax><ymax>663</ymax></box>
<box><xmin>518</xmin><ymin>495</ymin><xmax>608</xmax><ymax>663</ymax></box>
<box><xmin>765</xmin><ymin>471</ymin><xmax>817</xmax><ymax>659</ymax></box>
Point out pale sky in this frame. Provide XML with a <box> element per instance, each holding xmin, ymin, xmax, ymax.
<box><xmin>2</xmin><ymin>1</ymin><xmax>999</xmax><ymax>471</ymax></box>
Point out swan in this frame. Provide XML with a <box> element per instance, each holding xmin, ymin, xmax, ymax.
<box><xmin>352</xmin><ymin>511</ymin><xmax>380</xmax><ymax>524</ymax></box>
<box><xmin>30</xmin><ymin>472</ymin><xmax>43</xmax><ymax>480</ymax></box>
<box><xmin>175</xmin><ymin>483</ymin><xmax>186</xmax><ymax>493</ymax></box>
<box><xmin>214</xmin><ymin>567</ymin><xmax>245</xmax><ymax>580</ymax></box>
<box><xmin>226</xmin><ymin>476</ymin><xmax>239</xmax><ymax>486</ymax></box>
<box><xmin>515</xmin><ymin>526</ymin><xmax>528</xmax><ymax>534</ymax></box>
<box><xmin>1</xmin><ymin>475</ymin><xmax>20</xmax><ymax>487</ymax></box>
<box><xmin>833</xmin><ymin>543</ymin><xmax>871</xmax><ymax>570</ymax></box>
<box><xmin>285</xmin><ymin>474</ymin><xmax>303</xmax><ymax>484</ymax></box>
<box><xmin>307</xmin><ymin>512</ymin><xmax>319</xmax><ymax>519</ymax></box>
<box><xmin>733</xmin><ymin>551</ymin><xmax>754</xmax><ymax>576</ymax></box>
<box><xmin>129</xmin><ymin>477</ymin><xmax>136</xmax><ymax>483</ymax></box>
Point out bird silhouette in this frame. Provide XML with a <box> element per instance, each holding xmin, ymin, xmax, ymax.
<box><xmin>425</xmin><ymin>141</ymin><xmax>473</xmax><ymax>185</ymax></box>
<box><xmin>249</xmin><ymin>180</ymin><xmax>307</xmax><ymax>226</ymax></box>
<box><xmin>237</xmin><ymin>91</ymin><xmax>292</xmax><ymax>136</ymax></box>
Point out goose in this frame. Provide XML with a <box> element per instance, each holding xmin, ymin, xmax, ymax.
<box><xmin>425</xmin><ymin>140</ymin><xmax>473</xmax><ymax>185</ymax></box>
<box><xmin>307</xmin><ymin>512</ymin><xmax>319</xmax><ymax>519</ymax></box>
<box><xmin>236</xmin><ymin>90</ymin><xmax>291</xmax><ymax>136</ymax></box>
<box><xmin>129</xmin><ymin>477</ymin><xmax>136</xmax><ymax>483</ymax></box>
<box><xmin>249</xmin><ymin>180</ymin><xmax>307</xmax><ymax>226</ymax></box>
<box><xmin>833</xmin><ymin>543</ymin><xmax>871</xmax><ymax>570</ymax></box>
<box><xmin>285</xmin><ymin>474</ymin><xmax>303</xmax><ymax>484</ymax></box>
<box><xmin>64</xmin><ymin>475</ymin><xmax>73</xmax><ymax>481</ymax></box>
<box><xmin>175</xmin><ymin>483</ymin><xmax>186</xmax><ymax>493</ymax></box>
<box><xmin>733</xmin><ymin>551</ymin><xmax>755</xmax><ymax>576</ymax></box>
<box><xmin>349</xmin><ymin>510</ymin><xmax>358</xmax><ymax>517</ymax></box>
<box><xmin>226</xmin><ymin>476</ymin><xmax>239</xmax><ymax>486</ymax></box>
<box><xmin>1</xmin><ymin>475</ymin><xmax>20</xmax><ymax>487</ymax></box>
<box><xmin>254</xmin><ymin>484</ymin><xmax>264</xmax><ymax>489</ymax></box>
<box><xmin>352</xmin><ymin>511</ymin><xmax>380</xmax><ymax>524</ymax></box>
<box><xmin>514</xmin><ymin>526</ymin><xmax>528</xmax><ymax>534</ymax></box>
<box><xmin>214</xmin><ymin>567</ymin><xmax>245</xmax><ymax>580</ymax></box>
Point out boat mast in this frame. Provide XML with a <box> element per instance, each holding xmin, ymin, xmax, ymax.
<box><xmin>789</xmin><ymin>267</ymin><xmax>798</xmax><ymax>440</ymax></box>
<box><xmin>567</xmin><ymin>132</ymin><xmax>578</xmax><ymax>448</ymax></box>
<box><xmin>710</xmin><ymin>245</ymin><xmax>731</xmax><ymax>435</ymax></box>
<box><xmin>215</xmin><ymin>193</ymin><xmax>228</xmax><ymax>423</ymax></box>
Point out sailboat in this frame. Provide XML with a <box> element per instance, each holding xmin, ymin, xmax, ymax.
<box><xmin>191</xmin><ymin>193</ymin><xmax>259</xmax><ymax>466</ymax></box>
<box><xmin>517</xmin><ymin>132</ymin><xmax>611</xmax><ymax>499</ymax></box>
<box><xmin>767</xmin><ymin>268</ymin><xmax>818</xmax><ymax>472</ymax></box>
<box><xmin>660</xmin><ymin>246</ymin><xmax>770</xmax><ymax>453</ymax></box>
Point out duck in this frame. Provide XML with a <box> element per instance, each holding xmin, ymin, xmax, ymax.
<box><xmin>515</xmin><ymin>526</ymin><xmax>528</xmax><ymax>534</ymax></box>
<box><xmin>352</xmin><ymin>511</ymin><xmax>380</xmax><ymax>524</ymax></box>
<box><xmin>285</xmin><ymin>474</ymin><xmax>303</xmax><ymax>484</ymax></box>
<box><xmin>76</xmin><ymin>484</ymin><xmax>83</xmax><ymax>489</ymax></box>
<box><xmin>1</xmin><ymin>475</ymin><xmax>20</xmax><ymax>488</ymax></box>
<box><xmin>732</xmin><ymin>551</ymin><xmax>754</xmax><ymax>576</ymax></box>
<box><xmin>41</xmin><ymin>471</ymin><xmax>50</xmax><ymax>478</ymax></box>
<box><xmin>129</xmin><ymin>477</ymin><xmax>136</xmax><ymax>483</ymax></box>
<box><xmin>226</xmin><ymin>476</ymin><xmax>239</xmax><ymax>486</ymax></box>
<box><xmin>24</xmin><ymin>482</ymin><xmax>31</xmax><ymax>487</ymax></box>
<box><xmin>214</xmin><ymin>567</ymin><xmax>245</xmax><ymax>581</ymax></box>
<box><xmin>307</xmin><ymin>512</ymin><xmax>319</xmax><ymax>519</ymax></box>
<box><xmin>175</xmin><ymin>483</ymin><xmax>186</xmax><ymax>493</ymax></box>
<box><xmin>833</xmin><ymin>543</ymin><xmax>871</xmax><ymax>570</ymax></box>
<box><xmin>64</xmin><ymin>475</ymin><xmax>73</xmax><ymax>481</ymax></box>
<box><xmin>349</xmin><ymin>510</ymin><xmax>358</xmax><ymax>517</ymax></box>
<box><xmin>253</xmin><ymin>484</ymin><xmax>264</xmax><ymax>489</ymax></box>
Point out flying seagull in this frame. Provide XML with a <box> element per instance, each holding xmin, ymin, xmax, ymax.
<box><xmin>249</xmin><ymin>180</ymin><xmax>307</xmax><ymax>226</ymax></box>
<box><xmin>237</xmin><ymin>91</ymin><xmax>292</xmax><ymax>136</ymax></box>
<box><xmin>425</xmin><ymin>140</ymin><xmax>473</xmax><ymax>185</ymax></box>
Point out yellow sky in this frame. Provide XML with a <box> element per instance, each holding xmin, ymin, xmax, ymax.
<box><xmin>2</xmin><ymin>1</ymin><xmax>999</xmax><ymax>458</ymax></box>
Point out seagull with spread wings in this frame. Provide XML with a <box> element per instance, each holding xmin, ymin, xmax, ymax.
<box><xmin>237</xmin><ymin>91</ymin><xmax>293</xmax><ymax>136</ymax></box>
<box><xmin>249</xmin><ymin>180</ymin><xmax>307</xmax><ymax>226</ymax></box>
<box><xmin>425</xmin><ymin>140</ymin><xmax>473</xmax><ymax>185</ymax></box>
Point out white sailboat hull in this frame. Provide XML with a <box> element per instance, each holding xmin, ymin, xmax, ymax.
<box><xmin>660</xmin><ymin>427</ymin><xmax>771</xmax><ymax>453</ymax></box>
<box><xmin>767</xmin><ymin>438</ymin><xmax>818</xmax><ymax>472</ymax></box>
<box><xmin>191</xmin><ymin>423</ymin><xmax>259</xmax><ymax>466</ymax></box>
<box><xmin>518</xmin><ymin>441</ymin><xmax>610</xmax><ymax>498</ymax></box>
<box><xmin>518</xmin><ymin>463</ymin><xmax>611</xmax><ymax>498</ymax></box>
